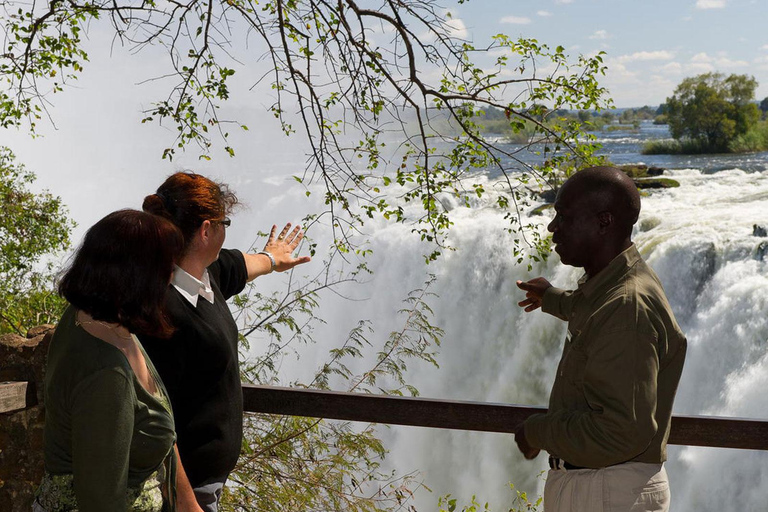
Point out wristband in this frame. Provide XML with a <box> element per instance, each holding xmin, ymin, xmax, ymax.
<box><xmin>257</xmin><ymin>251</ymin><xmax>276</xmax><ymax>272</ymax></box>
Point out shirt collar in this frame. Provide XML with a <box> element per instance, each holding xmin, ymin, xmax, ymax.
<box><xmin>578</xmin><ymin>244</ymin><xmax>641</xmax><ymax>299</ymax></box>
<box><xmin>172</xmin><ymin>265</ymin><xmax>215</xmax><ymax>306</ymax></box>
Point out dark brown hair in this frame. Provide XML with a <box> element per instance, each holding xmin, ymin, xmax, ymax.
<box><xmin>142</xmin><ymin>171</ymin><xmax>238</xmax><ymax>252</ymax></box>
<box><xmin>58</xmin><ymin>209</ymin><xmax>184</xmax><ymax>338</ymax></box>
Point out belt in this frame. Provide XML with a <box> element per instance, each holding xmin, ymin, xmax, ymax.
<box><xmin>548</xmin><ymin>456</ymin><xmax>587</xmax><ymax>471</ymax></box>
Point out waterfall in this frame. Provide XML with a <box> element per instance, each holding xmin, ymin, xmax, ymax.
<box><xmin>263</xmin><ymin>167</ymin><xmax>768</xmax><ymax>510</ymax></box>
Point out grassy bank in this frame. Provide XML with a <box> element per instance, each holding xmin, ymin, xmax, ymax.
<box><xmin>643</xmin><ymin>120</ymin><xmax>768</xmax><ymax>155</ymax></box>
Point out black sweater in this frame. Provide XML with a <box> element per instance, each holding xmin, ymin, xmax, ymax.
<box><xmin>141</xmin><ymin>249</ymin><xmax>248</xmax><ymax>487</ymax></box>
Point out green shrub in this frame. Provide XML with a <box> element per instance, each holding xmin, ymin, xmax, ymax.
<box><xmin>642</xmin><ymin>139</ymin><xmax>682</xmax><ymax>154</ymax></box>
<box><xmin>728</xmin><ymin>121</ymin><xmax>768</xmax><ymax>153</ymax></box>
<box><xmin>642</xmin><ymin>138</ymin><xmax>717</xmax><ymax>155</ymax></box>
<box><xmin>0</xmin><ymin>147</ymin><xmax>74</xmax><ymax>334</ymax></box>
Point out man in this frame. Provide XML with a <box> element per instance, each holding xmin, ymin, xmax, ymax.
<box><xmin>514</xmin><ymin>166</ymin><xmax>686</xmax><ymax>512</ymax></box>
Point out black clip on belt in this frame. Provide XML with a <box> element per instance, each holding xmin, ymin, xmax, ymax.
<box><xmin>548</xmin><ymin>456</ymin><xmax>587</xmax><ymax>471</ymax></box>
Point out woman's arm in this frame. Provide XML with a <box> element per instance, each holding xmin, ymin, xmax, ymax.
<box><xmin>70</xmin><ymin>368</ymin><xmax>134</xmax><ymax>512</ymax></box>
<box><xmin>174</xmin><ymin>445</ymin><xmax>204</xmax><ymax>512</ymax></box>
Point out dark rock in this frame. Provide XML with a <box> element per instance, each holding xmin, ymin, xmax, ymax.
<box><xmin>634</xmin><ymin>177</ymin><xmax>680</xmax><ymax>189</ymax></box>
<box><xmin>0</xmin><ymin>326</ymin><xmax>54</xmax><ymax>512</ymax></box>
<box><xmin>617</xmin><ymin>164</ymin><xmax>668</xmax><ymax>180</ymax></box>
<box><xmin>617</xmin><ymin>164</ymin><xmax>648</xmax><ymax>178</ymax></box>
<box><xmin>26</xmin><ymin>325</ymin><xmax>55</xmax><ymax>339</ymax></box>
<box><xmin>757</xmin><ymin>241</ymin><xmax>768</xmax><ymax>261</ymax></box>
<box><xmin>753</xmin><ymin>225</ymin><xmax>767</xmax><ymax>238</ymax></box>
<box><xmin>530</xmin><ymin>203</ymin><xmax>553</xmax><ymax>216</ymax></box>
<box><xmin>536</xmin><ymin>188</ymin><xmax>558</xmax><ymax>204</ymax></box>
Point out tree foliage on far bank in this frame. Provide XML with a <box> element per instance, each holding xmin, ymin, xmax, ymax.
<box><xmin>664</xmin><ymin>73</ymin><xmax>760</xmax><ymax>152</ymax></box>
<box><xmin>0</xmin><ymin>147</ymin><xmax>73</xmax><ymax>335</ymax></box>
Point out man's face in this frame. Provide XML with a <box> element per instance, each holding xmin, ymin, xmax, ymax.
<box><xmin>547</xmin><ymin>182</ymin><xmax>601</xmax><ymax>268</ymax></box>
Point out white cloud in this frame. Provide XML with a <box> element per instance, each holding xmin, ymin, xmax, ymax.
<box><xmin>537</xmin><ymin>10</ymin><xmax>553</xmax><ymax>17</ymax></box>
<box><xmin>717</xmin><ymin>58</ymin><xmax>749</xmax><ymax>68</ymax></box>
<box><xmin>687</xmin><ymin>62</ymin><xmax>715</xmax><ymax>73</ymax></box>
<box><xmin>691</xmin><ymin>52</ymin><xmax>712</xmax><ymax>63</ymax></box>
<box><xmin>589</xmin><ymin>30</ymin><xmax>609</xmax><ymax>40</ymax></box>
<box><xmin>688</xmin><ymin>52</ymin><xmax>748</xmax><ymax>69</ymax></box>
<box><xmin>555</xmin><ymin>0</ymin><xmax>573</xmax><ymax>4</ymax></box>
<box><xmin>446</xmin><ymin>17</ymin><xmax>469</xmax><ymax>39</ymax></box>
<box><xmin>762</xmin><ymin>44</ymin><xmax>768</xmax><ymax>50</ymax></box>
<box><xmin>754</xmin><ymin>56</ymin><xmax>768</xmax><ymax>72</ymax></box>
<box><xmin>617</xmin><ymin>50</ymin><xmax>675</xmax><ymax>63</ymax></box>
<box><xmin>662</xmin><ymin>62</ymin><xmax>683</xmax><ymax>73</ymax></box>
<box><xmin>695</xmin><ymin>0</ymin><xmax>726</xmax><ymax>8</ymax></box>
<box><xmin>501</xmin><ymin>16</ymin><xmax>532</xmax><ymax>25</ymax></box>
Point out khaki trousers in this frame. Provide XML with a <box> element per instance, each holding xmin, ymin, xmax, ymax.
<box><xmin>543</xmin><ymin>462</ymin><xmax>670</xmax><ymax>512</ymax></box>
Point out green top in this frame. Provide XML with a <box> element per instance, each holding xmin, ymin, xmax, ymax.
<box><xmin>525</xmin><ymin>245</ymin><xmax>687</xmax><ymax>468</ymax></box>
<box><xmin>37</xmin><ymin>306</ymin><xmax>176</xmax><ymax>512</ymax></box>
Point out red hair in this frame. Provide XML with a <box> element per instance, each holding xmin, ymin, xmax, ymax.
<box><xmin>142</xmin><ymin>172</ymin><xmax>238</xmax><ymax>252</ymax></box>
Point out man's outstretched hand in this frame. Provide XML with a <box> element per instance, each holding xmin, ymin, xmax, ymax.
<box><xmin>515</xmin><ymin>278</ymin><xmax>553</xmax><ymax>313</ymax></box>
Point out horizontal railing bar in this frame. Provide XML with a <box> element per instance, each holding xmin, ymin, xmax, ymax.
<box><xmin>242</xmin><ymin>384</ymin><xmax>768</xmax><ymax>451</ymax></box>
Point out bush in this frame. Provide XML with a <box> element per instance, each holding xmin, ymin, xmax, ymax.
<box><xmin>641</xmin><ymin>138</ymin><xmax>713</xmax><ymax>155</ymax></box>
<box><xmin>642</xmin><ymin>139</ymin><xmax>682</xmax><ymax>155</ymax></box>
<box><xmin>728</xmin><ymin>121</ymin><xmax>768</xmax><ymax>153</ymax></box>
<box><xmin>0</xmin><ymin>148</ymin><xmax>74</xmax><ymax>334</ymax></box>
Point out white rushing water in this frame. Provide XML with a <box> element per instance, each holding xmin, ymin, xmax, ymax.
<box><xmin>271</xmin><ymin>167</ymin><xmax>768</xmax><ymax>511</ymax></box>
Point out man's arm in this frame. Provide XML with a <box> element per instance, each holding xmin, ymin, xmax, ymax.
<box><xmin>513</xmin><ymin>423</ymin><xmax>540</xmax><ymax>460</ymax></box>
<box><xmin>516</xmin><ymin>278</ymin><xmax>574</xmax><ymax>320</ymax></box>
<box><xmin>243</xmin><ymin>223</ymin><xmax>311</xmax><ymax>281</ymax></box>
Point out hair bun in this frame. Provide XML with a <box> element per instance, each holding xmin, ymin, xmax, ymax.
<box><xmin>142</xmin><ymin>193</ymin><xmax>171</xmax><ymax>218</ymax></box>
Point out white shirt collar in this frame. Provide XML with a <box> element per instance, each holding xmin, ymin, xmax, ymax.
<box><xmin>171</xmin><ymin>265</ymin><xmax>215</xmax><ymax>306</ymax></box>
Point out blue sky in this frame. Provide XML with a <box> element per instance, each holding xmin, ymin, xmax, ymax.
<box><xmin>449</xmin><ymin>0</ymin><xmax>768</xmax><ymax>106</ymax></box>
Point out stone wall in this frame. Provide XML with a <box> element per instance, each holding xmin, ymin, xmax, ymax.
<box><xmin>0</xmin><ymin>326</ymin><xmax>54</xmax><ymax>512</ymax></box>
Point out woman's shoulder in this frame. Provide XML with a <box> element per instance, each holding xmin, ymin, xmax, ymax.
<box><xmin>48</xmin><ymin>307</ymin><xmax>133</xmax><ymax>385</ymax></box>
<box><xmin>208</xmin><ymin>248</ymin><xmax>247</xmax><ymax>298</ymax></box>
<box><xmin>209</xmin><ymin>248</ymin><xmax>245</xmax><ymax>276</ymax></box>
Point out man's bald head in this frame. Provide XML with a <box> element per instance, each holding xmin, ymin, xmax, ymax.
<box><xmin>559</xmin><ymin>166</ymin><xmax>641</xmax><ymax>238</ymax></box>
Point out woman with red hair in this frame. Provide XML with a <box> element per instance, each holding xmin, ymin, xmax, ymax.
<box><xmin>141</xmin><ymin>172</ymin><xmax>310</xmax><ymax>512</ymax></box>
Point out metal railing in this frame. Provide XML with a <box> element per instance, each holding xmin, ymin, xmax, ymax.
<box><xmin>242</xmin><ymin>384</ymin><xmax>768</xmax><ymax>451</ymax></box>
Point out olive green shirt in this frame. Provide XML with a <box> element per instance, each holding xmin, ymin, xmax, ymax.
<box><xmin>524</xmin><ymin>245</ymin><xmax>686</xmax><ymax>468</ymax></box>
<box><xmin>39</xmin><ymin>306</ymin><xmax>176</xmax><ymax>511</ymax></box>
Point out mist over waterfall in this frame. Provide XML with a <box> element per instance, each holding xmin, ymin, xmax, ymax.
<box><xmin>275</xmin><ymin>164</ymin><xmax>768</xmax><ymax>511</ymax></box>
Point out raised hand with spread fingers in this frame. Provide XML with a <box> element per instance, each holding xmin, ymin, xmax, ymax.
<box><xmin>245</xmin><ymin>222</ymin><xmax>312</xmax><ymax>280</ymax></box>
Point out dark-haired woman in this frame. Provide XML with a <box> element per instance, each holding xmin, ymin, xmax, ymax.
<box><xmin>141</xmin><ymin>172</ymin><xmax>310</xmax><ymax>512</ymax></box>
<box><xmin>33</xmin><ymin>210</ymin><xmax>185</xmax><ymax>512</ymax></box>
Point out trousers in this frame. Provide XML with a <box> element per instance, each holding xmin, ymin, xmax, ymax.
<box><xmin>194</xmin><ymin>478</ymin><xmax>227</xmax><ymax>512</ymax></box>
<box><xmin>543</xmin><ymin>462</ymin><xmax>670</xmax><ymax>512</ymax></box>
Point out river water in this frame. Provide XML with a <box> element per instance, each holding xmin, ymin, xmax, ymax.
<box><xmin>258</xmin><ymin>121</ymin><xmax>768</xmax><ymax>511</ymax></box>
